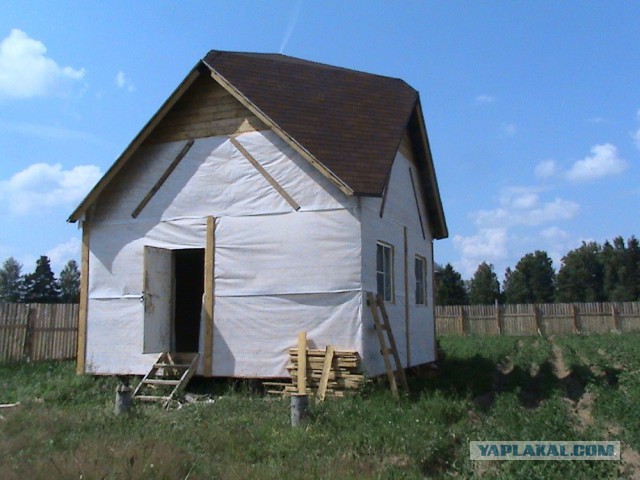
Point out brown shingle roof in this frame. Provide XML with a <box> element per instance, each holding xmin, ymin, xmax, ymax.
<box><xmin>202</xmin><ymin>51</ymin><xmax>418</xmax><ymax>196</ymax></box>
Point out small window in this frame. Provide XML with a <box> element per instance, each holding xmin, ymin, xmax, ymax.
<box><xmin>415</xmin><ymin>255</ymin><xmax>427</xmax><ymax>305</ymax></box>
<box><xmin>376</xmin><ymin>242</ymin><xmax>394</xmax><ymax>302</ymax></box>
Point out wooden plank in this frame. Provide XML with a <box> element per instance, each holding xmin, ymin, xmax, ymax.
<box><xmin>203</xmin><ymin>216</ymin><xmax>216</xmax><ymax>376</ymax></box>
<box><xmin>149</xmin><ymin>117</ymin><xmax>266</xmax><ymax>143</ymax></box>
<box><xmin>408</xmin><ymin>168</ymin><xmax>426</xmax><ymax>240</ymax></box>
<box><xmin>403</xmin><ymin>226</ymin><xmax>410</xmax><ymax>365</ymax></box>
<box><xmin>206</xmin><ymin>67</ymin><xmax>354</xmax><ymax>197</ymax></box>
<box><xmin>379</xmin><ymin>177</ymin><xmax>390</xmax><ymax>218</ymax></box>
<box><xmin>131</xmin><ymin>139</ymin><xmax>194</xmax><ymax>218</ymax></box>
<box><xmin>229</xmin><ymin>137</ymin><xmax>301</xmax><ymax>211</ymax></box>
<box><xmin>297</xmin><ymin>332</ymin><xmax>307</xmax><ymax>395</ymax></box>
<box><xmin>76</xmin><ymin>225</ymin><xmax>90</xmax><ymax>374</ymax></box>
<box><xmin>317</xmin><ymin>345</ymin><xmax>335</xmax><ymax>402</ymax></box>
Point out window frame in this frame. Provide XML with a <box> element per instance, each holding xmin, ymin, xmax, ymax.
<box><xmin>415</xmin><ymin>254</ymin><xmax>427</xmax><ymax>306</ymax></box>
<box><xmin>376</xmin><ymin>241</ymin><xmax>395</xmax><ymax>303</ymax></box>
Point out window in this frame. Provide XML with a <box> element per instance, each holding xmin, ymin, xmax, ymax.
<box><xmin>415</xmin><ymin>255</ymin><xmax>427</xmax><ymax>305</ymax></box>
<box><xmin>376</xmin><ymin>242</ymin><xmax>394</xmax><ymax>302</ymax></box>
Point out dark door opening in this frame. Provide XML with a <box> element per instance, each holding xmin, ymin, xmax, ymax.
<box><xmin>174</xmin><ymin>249</ymin><xmax>205</xmax><ymax>352</ymax></box>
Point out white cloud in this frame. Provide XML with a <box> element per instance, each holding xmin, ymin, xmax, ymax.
<box><xmin>535</xmin><ymin>160</ymin><xmax>558</xmax><ymax>179</ymax></box>
<box><xmin>0</xmin><ymin>162</ymin><xmax>102</xmax><ymax>215</ymax></box>
<box><xmin>540</xmin><ymin>226</ymin><xmax>569</xmax><ymax>241</ymax></box>
<box><xmin>0</xmin><ymin>29</ymin><xmax>85</xmax><ymax>98</ymax></box>
<box><xmin>115</xmin><ymin>70</ymin><xmax>135</xmax><ymax>92</ymax></box>
<box><xmin>565</xmin><ymin>143</ymin><xmax>627</xmax><ymax>182</ymax></box>
<box><xmin>453</xmin><ymin>228</ymin><xmax>508</xmax><ymax>277</ymax></box>
<box><xmin>475</xmin><ymin>94</ymin><xmax>496</xmax><ymax>104</ymax></box>
<box><xmin>474</xmin><ymin>187</ymin><xmax>579</xmax><ymax>227</ymax></box>
<box><xmin>634</xmin><ymin>129</ymin><xmax>640</xmax><ymax>150</ymax></box>
<box><xmin>46</xmin><ymin>237</ymin><xmax>80</xmax><ymax>272</ymax></box>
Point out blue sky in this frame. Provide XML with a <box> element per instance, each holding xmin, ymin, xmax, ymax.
<box><xmin>0</xmin><ymin>1</ymin><xmax>638</xmax><ymax>280</ymax></box>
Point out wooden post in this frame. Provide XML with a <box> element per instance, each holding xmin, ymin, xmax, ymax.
<box><xmin>534</xmin><ymin>305</ymin><xmax>544</xmax><ymax>336</ymax></box>
<box><xmin>22</xmin><ymin>306</ymin><xmax>35</xmax><ymax>361</ymax></box>
<box><xmin>572</xmin><ymin>304</ymin><xmax>580</xmax><ymax>334</ymax></box>
<box><xmin>317</xmin><ymin>345</ymin><xmax>335</xmax><ymax>402</ymax></box>
<box><xmin>460</xmin><ymin>306</ymin><xmax>468</xmax><ymax>336</ymax></box>
<box><xmin>297</xmin><ymin>332</ymin><xmax>307</xmax><ymax>395</ymax></box>
<box><xmin>495</xmin><ymin>299</ymin><xmax>502</xmax><ymax>335</ymax></box>
<box><xmin>76</xmin><ymin>223</ymin><xmax>90</xmax><ymax>374</ymax></box>
<box><xmin>203</xmin><ymin>216</ymin><xmax>216</xmax><ymax>376</ymax></box>
<box><xmin>612</xmin><ymin>304</ymin><xmax>621</xmax><ymax>332</ymax></box>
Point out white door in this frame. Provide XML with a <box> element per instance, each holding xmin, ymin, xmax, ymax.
<box><xmin>143</xmin><ymin>246</ymin><xmax>173</xmax><ymax>353</ymax></box>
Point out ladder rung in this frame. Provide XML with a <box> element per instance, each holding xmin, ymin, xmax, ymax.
<box><xmin>143</xmin><ymin>379</ymin><xmax>181</xmax><ymax>386</ymax></box>
<box><xmin>154</xmin><ymin>363</ymin><xmax>191</xmax><ymax>369</ymax></box>
<box><xmin>135</xmin><ymin>395</ymin><xmax>172</xmax><ymax>402</ymax></box>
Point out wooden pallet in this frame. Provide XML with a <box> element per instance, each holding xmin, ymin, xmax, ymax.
<box><xmin>367</xmin><ymin>291</ymin><xmax>409</xmax><ymax>400</ymax></box>
<box><xmin>132</xmin><ymin>352</ymin><xmax>199</xmax><ymax>408</ymax></box>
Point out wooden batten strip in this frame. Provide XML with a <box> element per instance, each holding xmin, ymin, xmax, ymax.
<box><xmin>378</xmin><ymin>176</ymin><xmax>390</xmax><ymax>218</ymax></box>
<box><xmin>131</xmin><ymin>139</ymin><xmax>195</xmax><ymax>218</ymax></box>
<box><xmin>408</xmin><ymin>168</ymin><xmax>426</xmax><ymax>240</ymax></box>
<box><xmin>317</xmin><ymin>345</ymin><xmax>335</xmax><ymax>402</ymax></box>
<box><xmin>76</xmin><ymin>224</ymin><xmax>90</xmax><ymax>374</ymax></box>
<box><xmin>229</xmin><ymin>137</ymin><xmax>301</xmax><ymax>211</ymax></box>
<box><xmin>205</xmin><ymin>67</ymin><xmax>354</xmax><ymax>197</ymax></box>
<box><xmin>203</xmin><ymin>216</ymin><xmax>216</xmax><ymax>376</ymax></box>
<box><xmin>403</xmin><ymin>226</ymin><xmax>410</xmax><ymax>366</ymax></box>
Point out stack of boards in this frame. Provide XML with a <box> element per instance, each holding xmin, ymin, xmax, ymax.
<box><xmin>264</xmin><ymin>348</ymin><xmax>365</xmax><ymax>398</ymax></box>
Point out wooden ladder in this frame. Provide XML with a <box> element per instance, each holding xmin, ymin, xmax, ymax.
<box><xmin>367</xmin><ymin>292</ymin><xmax>409</xmax><ymax>400</ymax></box>
<box><xmin>133</xmin><ymin>352</ymin><xmax>199</xmax><ymax>408</ymax></box>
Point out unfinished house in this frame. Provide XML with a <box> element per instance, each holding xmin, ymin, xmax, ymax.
<box><xmin>68</xmin><ymin>50</ymin><xmax>448</xmax><ymax>381</ymax></box>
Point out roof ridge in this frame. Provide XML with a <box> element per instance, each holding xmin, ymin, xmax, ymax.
<box><xmin>203</xmin><ymin>50</ymin><xmax>412</xmax><ymax>88</ymax></box>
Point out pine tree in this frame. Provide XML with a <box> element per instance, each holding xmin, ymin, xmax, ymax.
<box><xmin>0</xmin><ymin>257</ymin><xmax>24</xmax><ymax>302</ymax></box>
<box><xmin>469</xmin><ymin>262</ymin><xmax>501</xmax><ymax>305</ymax></box>
<box><xmin>436</xmin><ymin>263</ymin><xmax>468</xmax><ymax>305</ymax></box>
<box><xmin>59</xmin><ymin>260</ymin><xmax>81</xmax><ymax>303</ymax></box>
<box><xmin>23</xmin><ymin>256</ymin><xmax>60</xmax><ymax>303</ymax></box>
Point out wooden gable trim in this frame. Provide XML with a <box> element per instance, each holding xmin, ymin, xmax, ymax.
<box><xmin>410</xmin><ymin>99</ymin><xmax>448</xmax><ymax>239</ymax></box>
<box><xmin>68</xmin><ymin>67</ymin><xmax>203</xmax><ymax>223</ymax></box>
<box><xmin>202</xmin><ymin>60</ymin><xmax>355</xmax><ymax>198</ymax></box>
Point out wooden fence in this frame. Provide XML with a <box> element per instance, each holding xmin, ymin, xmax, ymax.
<box><xmin>436</xmin><ymin>302</ymin><xmax>640</xmax><ymax>336</ymax></box>
<box><xmin>0</xmin><ymin>303</ymin><xmax>78</xmax><ymax>362</ymax></box>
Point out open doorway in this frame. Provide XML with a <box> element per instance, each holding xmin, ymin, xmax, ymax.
<box><xmin>173</xmin><ymin>249</ymin><xmax>204</xmax><ymax>352</ymax></box>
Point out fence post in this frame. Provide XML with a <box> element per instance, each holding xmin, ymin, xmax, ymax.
<box><xmin>611</xmin><ymin>304</ymin><xmax>621</xmax><ymax>332</ymax></box>
<box><xmin>534</xmin><ymin>305</ymin><xmax>544</xmax><ymax>336</ymax></box>
<box><xmin>495</xmin><ymin>300</ymin><xmax>502</xmax><ymax>335</ymax></box>
<box><xmin>572</xmin><ymin>304</ymin><xmax>580</xmax><ymax>334</ymax></box>
<box><xmin>22</xmin><ymin>305</ymin><xmax>36</xmax><ymax>361</ymax></box>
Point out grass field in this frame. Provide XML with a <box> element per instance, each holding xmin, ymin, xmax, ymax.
<box><xmin>1</xmin><ymin>333</ymin><xmax>639</xmax><ymax>479</ymax></box>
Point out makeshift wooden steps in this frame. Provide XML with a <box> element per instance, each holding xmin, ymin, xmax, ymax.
<box><xmin>133</xmin><ymin>352</ymin><xmax>199</xmax><ymax>408</ymax></box>
<box><xmin>367</xmin><ymin>291</ymin><xmax>409</xmax><ymax>400</ymax></box>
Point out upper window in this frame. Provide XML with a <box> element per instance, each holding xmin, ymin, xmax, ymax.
<box><xmin>376</xmin><ymin>242</ymin><xmax>394</xmax><ymax>302</ymax></box>
<box><xmin>415</xmin><ymin>255</ymin><xmax>427</xmax><ymax>305</ymax></box>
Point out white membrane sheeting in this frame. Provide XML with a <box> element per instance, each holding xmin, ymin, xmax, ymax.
<box><xmin>85</xmin><ymin>130</ymin><xmax>363</xmax><ymax>376</ymax></box>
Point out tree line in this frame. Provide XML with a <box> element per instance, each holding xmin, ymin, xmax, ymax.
<box><xmin>436</xmin><ymin>235</ymin><xmax>640</xmax><ymax>306</ymax></box>
<box><xmin>0</xmin><ymin>256</ymin><xmax>80</xmax><ymax>304</ymax></box>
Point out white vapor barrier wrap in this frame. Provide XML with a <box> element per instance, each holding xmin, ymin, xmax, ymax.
<box><xmin>92</xmin><ymin>130</ymin><xmax>355</xmax><ymax>225</ymax></box>
<box><xmin>206</xmin><ymin>292</ymin><xmax>363</xmax><ymax>377</ymax></box>
<box><xmin>84</xmin><ymin>128</ymin><xmax>366</xmax><ymax>376</ymax></box>
<box><xmin>359</xmin><ymin>151</ymin><xmax>436</xmax><ymax>375</ymax></box>
<box><xmin>215</xmin><ymin>211</ymin><xmax>360</xmax><ymax>296</ymax></box>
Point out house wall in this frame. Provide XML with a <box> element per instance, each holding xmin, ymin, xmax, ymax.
<box><xmin>85</xmin><ymin>129</ymin><xmax>361</xmax><ymax>377</ymax></box>
<box><xmin>360</xmin><ymin>148</ymin><xmax>436</xmax><ymax>377</ymax></box>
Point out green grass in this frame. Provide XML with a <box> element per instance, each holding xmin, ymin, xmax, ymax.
<box><xmin>1</xmin><ymin>334</ymin><xmax>639</xmax><ymax>479</ymax></box>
